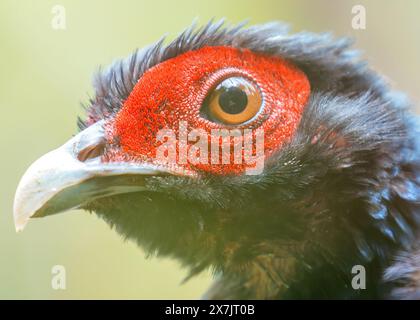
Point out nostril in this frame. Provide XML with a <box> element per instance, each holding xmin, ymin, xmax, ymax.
<box><xmin>77</xmin><ymin>141</ymin><xmax>106</xmax><ymax>162</ymax></box>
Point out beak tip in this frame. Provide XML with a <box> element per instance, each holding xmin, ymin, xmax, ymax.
<box><xmin>13</xmin><ymin>201</ymin><xmax>30</xmax><ymax>232</ymax></box>
<box><xmin>15</xmin><ymin>225</ymin><xmax>24</xmax><ymax>233</ymax></box>
<box><xmin>13</xmin><ymin>175</ymin><xmax>37</xmax><ymax>233</ymax></box>
<box><xmin>14</xmin><ymin>214</ymin><xmax>28</xmax><ymax>232</ymax></box>
<box><xmin>13</xmin><ymin>147</ymin><xmax>66</xmax><ymax>233</ymax></box>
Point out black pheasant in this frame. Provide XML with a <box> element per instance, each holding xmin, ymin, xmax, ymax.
<box><xmin>14</xmin><ymin>21</ymin><xmax>420</xmax><ymax>299</ymax></box>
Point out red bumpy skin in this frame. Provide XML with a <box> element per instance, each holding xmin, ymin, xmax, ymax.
<box><xmin>107</xmin><ymin>46</ymin><xmax>310</xmax><ymax>176</ymax></box>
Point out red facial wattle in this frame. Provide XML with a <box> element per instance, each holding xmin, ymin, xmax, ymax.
<box><xmin>107</xmin><ymin>46</ymin><xmax>310</xmax><ymax>176</ymax></box>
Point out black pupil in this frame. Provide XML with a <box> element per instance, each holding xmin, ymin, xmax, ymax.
<box><xmin>218</xmin><ymin>87</ymin><xmax>248</xmax><ymax>114</ymax></box>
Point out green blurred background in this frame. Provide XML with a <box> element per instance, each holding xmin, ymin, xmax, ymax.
<box><xmin>1</xmin><ymin>0</ymin><xmax>419</xmax><ymax>299</ymax></box>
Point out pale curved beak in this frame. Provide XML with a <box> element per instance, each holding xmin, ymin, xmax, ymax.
<box><xmin>13</xmin><ymin>120</ymin><xmax>167</xmax><ymax>232</ymax></box>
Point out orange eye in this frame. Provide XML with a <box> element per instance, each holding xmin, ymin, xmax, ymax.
<box><xmin>202</xmin><ymin>77</ymin><xmax>263</xmax><ymax>125</ymax></box>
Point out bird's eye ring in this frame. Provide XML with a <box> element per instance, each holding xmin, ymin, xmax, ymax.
<box><xmin>201</xmin><ymin>76</ymin><xmax>263</xmax><ymax>125</ymax></box>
